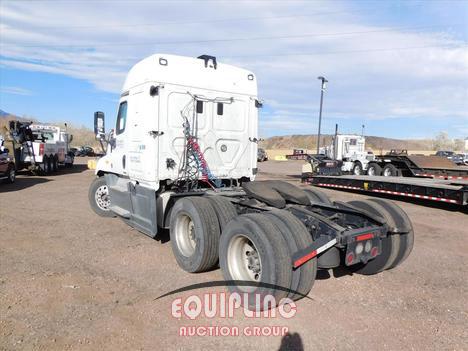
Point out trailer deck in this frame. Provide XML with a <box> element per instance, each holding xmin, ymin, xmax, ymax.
<box><xmin>309</xmin><ymin>175</ymin><xmax>468</xmax><ymax>206</ymax></box>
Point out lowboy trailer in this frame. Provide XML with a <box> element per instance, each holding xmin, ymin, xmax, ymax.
<box><xmin>309</xmin><ymin>175</ymin><xmax>468</xmax><ymax>206</ymax></box>
<box><xmin>88</xmin><ymin>54</ymin><xmax>415</xmax><ymax>308</ymax></box>
<box><xmin>367</xmin><ymin>150</ymin><xmax>468</xmax><ymax>179</ymax></box>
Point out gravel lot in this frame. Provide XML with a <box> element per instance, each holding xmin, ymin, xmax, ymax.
<box><xmin>1</xmin><ymin>159</ymin><xmax>467</xmax><ymax>350</ymax></box>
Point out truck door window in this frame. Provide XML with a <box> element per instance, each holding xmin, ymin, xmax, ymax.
<box><xmin>116</xmin><ymin>101</ymin><xmax>128</xmax><ymax>135</ymax></box>
<box><xmin>350</xmin><ymin>139</ymin><xmax>357</xmax><ymax>146</ymax></box>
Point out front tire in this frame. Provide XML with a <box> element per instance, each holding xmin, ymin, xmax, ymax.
<box><xmin>352</xmin><ymin>162</ymin><xmax>363</xmax><ymax>175</ymax></box>
<box><xmin>88</xmin><ymin>176</ymin><xmax>114</xmax><ymax>217</ymax></box>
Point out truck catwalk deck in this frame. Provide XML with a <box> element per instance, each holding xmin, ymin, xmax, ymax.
<box><xmin>309</xmin><ymin>175</ymin><xmax>468</xmax><ymax>206</ymax></box>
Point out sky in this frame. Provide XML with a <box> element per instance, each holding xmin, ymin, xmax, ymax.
<box><xmin>0</xmin><ymin>0</ymin><xmax>467</xmax><ymax>140</ymax></box>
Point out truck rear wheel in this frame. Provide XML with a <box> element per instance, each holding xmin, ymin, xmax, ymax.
<box><xmin>52</xmin><ymin>155</ymin><xmax>58</xmax><ymax>172</ymax></box>
<box><xmin>265</xmin><ymin>209</ymin><xmax>317</xmax><ymax>300</ymax></box>
<box><xmin>382</xmin><ymin>164</ymin><xmax>400</xmax><ymax>177</ymax></box>
<box><xmin>205</xmin><ymin>196</ymin><xmax>238</xmax><ymax>231</ymax></box>
<box><xmin>170</xmin><ymin>197</ymin><xmax>220</xmax><ymax>273</ymax></box>
<box><xmin>88</xmin><ymin>176</ymin><xmax>114</xmax><ymax>217</ymax></box>
<box><xmin>303</xmin><ymin>187</ymin><xmax>333</xmax><ymax>205</ymax></box>
<box><xmin>347</xmin><ymin>200</ymin><xmax>401</xmax><ymax>275</ymax></box>
<box><xmin>368</xmin><ymin>199</ymin><xmax>414</xmax><ymax>269</ymax></box>
<box><xmin>42</xmin><ymin>155</ymin><xmax>51</xmax><ymax>174</ymax></box>
<box><xmin>367</xmin><ymin>163</ymin><xmax>382</xmax><ymax>176</ymax></box>
<box><xmin>219</xmin><ymin>213</ymin><xmax>292</xmax><ymax>308</ymax></box>
<box><xmin>6</xmin><ymin>164</ymin><xmax>15</xmax><ymax>183</ymax></box>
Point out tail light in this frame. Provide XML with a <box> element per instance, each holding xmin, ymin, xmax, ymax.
<box><xmin>39</xmin><ymin>144</ymin><xmax>45</xmax><ymax>156</ymax></box>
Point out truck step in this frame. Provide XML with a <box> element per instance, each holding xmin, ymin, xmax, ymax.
<box><xmin>109</xmin><ymin>205</ymin><xmax>131</xmax><ymax>219</ymax></box>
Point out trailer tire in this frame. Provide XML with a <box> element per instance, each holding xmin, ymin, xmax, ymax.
<box><xmin>88</xmin><ymin>176</ymin><xmax>114</xmax><ymax>217</ymax></box>
<box><xmin>352</xmin><ymin>161</ymin><xmax>364</xmax><ymax>175</ymax></box>
<box><xmin>347</xmin><ymin>200</ymin><xmax>401</xmax><ymax>275</ymax></box>
<box><xmin>382</xmin><ymin>164</ymin><xmax>400</xmax><ymax>177</ymax></box>
<box><xmin>266</xmin><ymin>210</ymin><xmax>317</xmax><ymax>300</ymax></box>
<box><xmin>206</xmin><ymin>196</ymin><xmax>238</xmax><ymax>231</ymax></box>
<box><xmin>303</xmin><ymin>187</ymin><xmax>333</xmax><ymax>205</ymax></box>
<box><xmin>367</xmin><ymin>163</ymin><xmax>382</xmax><ymax>176</ymax></box>
<box><xmin>170</xmin><ymin>197</ymin><xmax>220</xmax><ymax>273</ymax></box>
<box><xmin>219</xmin><ymin>213</ymin><xmax>292</xmax><ymax>308</ymax></box>
<box><xmin>368</xmin><ymin>199</ymin><xmax>414</xmax><ymax>269</ymax></box>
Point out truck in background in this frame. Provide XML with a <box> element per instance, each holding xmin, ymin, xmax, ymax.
<box><xmin>319</xmin><ymin>133</ymin><xmax>375</xmax><ymax>175</ymax></box>
<box><xmin>8</xmin><ymin>121</ymin><xmax>74</xmax><ymax>174</ymax></box>
<box><xmin>0</xmin><ymin>134</ymin><xmax>16</xmax><ymax>183</ymax></box>
<box><xmin>88</xmin><ymin>53</ymin><xmax>415</xmax><ymax>308</ymax></box>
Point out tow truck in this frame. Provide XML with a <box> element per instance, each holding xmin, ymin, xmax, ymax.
<box><xmin>8</xmin><ymin>121</ymin><xmax>74</xmax><ymax>173</ymax></box>
<box><xmin>88</xmin><ymin>54</ymin><xmax>415</xmax><ymax>307</ymax></box>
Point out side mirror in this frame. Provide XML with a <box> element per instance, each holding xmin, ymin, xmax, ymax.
<box><xmin>69</xmin><ymin>134</ymin><xmax>74</xmax><ymax>143</ymax></box>
<box><xmin>94</xmin><ymin>111</ymin><xmax>105</xmax><ymax>139</ymax></box>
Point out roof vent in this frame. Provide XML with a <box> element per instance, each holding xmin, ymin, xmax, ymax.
<box><xmin>197</xmin><ymin>55</ymin><xmax>217</xmax><ymax>69</ymax></box>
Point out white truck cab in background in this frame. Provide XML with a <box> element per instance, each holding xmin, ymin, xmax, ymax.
<box><xmin>321</xmin><ymin>134</ymin><xmax>375</xmax><ymax>175</ymax></box>
<box><xmin>92</xmin><ymin>54</ymin><xmax>260</xmax><ymax>235</ymax></box>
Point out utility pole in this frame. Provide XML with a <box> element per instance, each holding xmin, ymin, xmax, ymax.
<box><xmin>362</xmin><ymin>124</ymin><xmax>365</xmax><ymax>136</ymax></box>
<box><xmin>316</xmin><ymin>76</ymin><xmax>328</xmax><ymax>154</ymax></box>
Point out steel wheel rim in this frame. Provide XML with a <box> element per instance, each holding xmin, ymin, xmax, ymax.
<box><xmin>9</xmin><ymin>169</ymin><xmax>15</xmax><ymax>182</ymax></box>
<box><xmin>95</xmin><ymin>185</ymin><xmax>110</xmax><ymax>211</ymax></box>
<box><xmin>368</xmin><ymin>167</ymin><xmax>375</xmax><ymax>176</ymax></box>
<box><xmin>354</xmin><ymin>165</ymin><xmax>362</xmax><ymax>175</ymax></box>
<box><xmin>174</xmin><ymin>213</ymin><xmax>197</xmax><ymax>257</ymax></box>
<box><xmin>383</xmin><ymin>168</ymin><xmax>391</xmax><ymax>176</ymax></box>
<box><xmin>227</xmin><ymin>234</ymin><xmax>262</xmax><ymax>292</ymax></box>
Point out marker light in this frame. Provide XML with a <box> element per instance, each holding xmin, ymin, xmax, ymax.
<box><xmin>365</xmin><ymin>241</ymin><xmax>372</xmax><ymax>253</ymax></box>
<box><xmin>355</xmin><ymin>243</ymin><xmax>364</xmax><ymax>255</ymax></box>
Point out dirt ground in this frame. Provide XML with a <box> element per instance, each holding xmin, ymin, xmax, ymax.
<box><xmin>1</xmin><ymin>159</ymin><xmax>467</xmax><ymax>350</ymax></box>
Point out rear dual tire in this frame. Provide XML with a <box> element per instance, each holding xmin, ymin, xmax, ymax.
<box><xmin>170</xmin><ymin>197</ymin><xmax>220</xmax><ymax>273</ymax></box>
<box><xmin>347</xmin><ymin>199</ymin><xmax>414</xmax><ymax>275</ymax></box>
<box><xmin>367</xmin><ymin>163</ymin><xmax>382</xmax><ymax>176</ymax></box>
<box><xmin>219</xmin><ymin>213</ymin><xmax>292</xmax><ymax>307</ymax></box>
<box><xmin>303</xmin><ymin>187</ymin><xmax>332</xmax><ymax>205</ymax></box>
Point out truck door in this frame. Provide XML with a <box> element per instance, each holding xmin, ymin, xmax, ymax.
<box><xmin>128</xmin><ymin>88</ymin><xmax>159</xmax><ymax>183</ymax></box>
<box><xmin>111</xmin><ymin>100</ymin><xmax>129</xmax><ymax>176</ymax></box>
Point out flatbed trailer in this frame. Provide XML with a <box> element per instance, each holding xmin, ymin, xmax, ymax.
<box><xmin>309</xmin><ymin>175</ymin><xmax>468</xmax><ymax>206</ymax></box>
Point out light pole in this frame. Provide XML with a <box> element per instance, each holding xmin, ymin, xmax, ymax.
<box><xmin>316</xmin><ymin>76</ymin><xmax>328</xmax><ymax>154</ymax></box>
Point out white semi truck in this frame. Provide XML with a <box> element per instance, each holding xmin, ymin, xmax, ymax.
<box><xmin>320</xmin><ymin>134</ymin><xmax>375</xmax><ymax>175</ymax></box>
<box><xmin>89</xmin><ymin>54</ymin><xmax>414</xmax><ymax>307</ymax></box>
<box><xmin>8</xmin><ymin>121</ymin><xmax>74</xmax><ymax>173</ymax></box>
